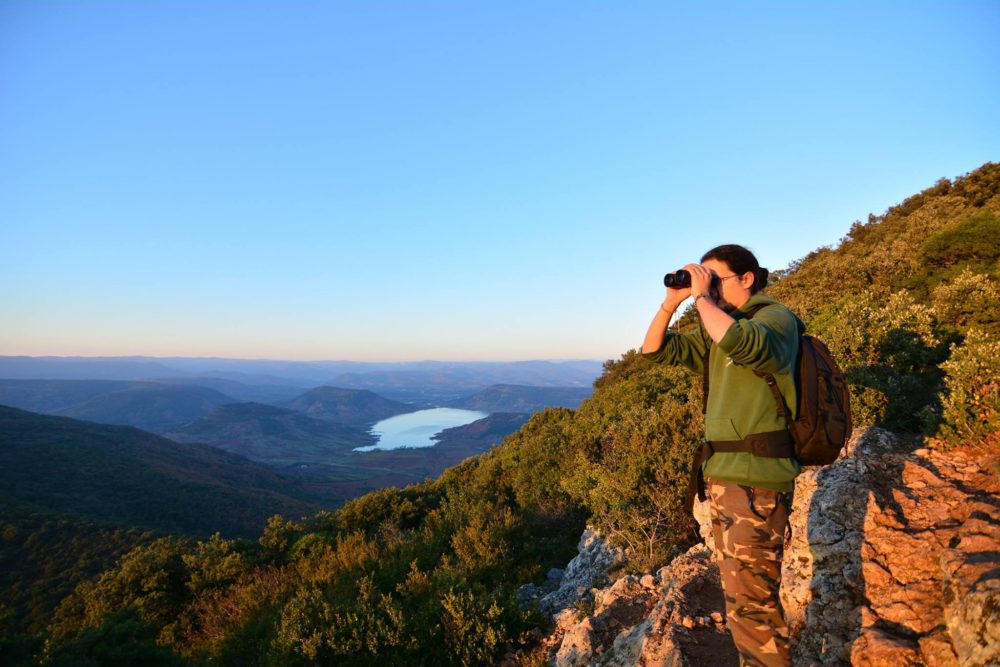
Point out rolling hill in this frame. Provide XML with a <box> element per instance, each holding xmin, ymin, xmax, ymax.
<box><xmin>52</xmin><ymin>383</ymin><xmax>238</xmax><ymax>433</ymax></box>
<box><xmin>0</xmin><ymin>379</ymin><xmax>137</xmax><ymax>414</ymax></box>
<box><xmin>166</xmin><ymin>402</ymin><xmax>376</xmax><ymax>465</ymax></box>
<box><xmin>146</xmin><ymin>376</ymin><xmax>309</xmax><ymax>404</ymax></box>
<box><xmin>281</xmin><ymin>386</ymin><xmax>414</xmax><ymax>426</ymax></box>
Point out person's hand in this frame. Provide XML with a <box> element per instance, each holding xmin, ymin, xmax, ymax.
<box><xmin>683</xmin><ymin>263</ymin><xmax>716</xmax><ymax>298</ymax></box>
<box><xmin>664</xmin><ymin>281</ymin><xmax>691</xmax><ymax>307</ymax></box>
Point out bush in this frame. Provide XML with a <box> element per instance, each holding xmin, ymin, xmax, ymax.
<box><xmin>182</xmin><ymin>533</ymin><xmax>247</xmax><ymax>595</ymax></box>
<box><xmin>931</xmin><ymin>329</ymin><xmax>1000</xmax><ymax>451</ymax></box>
<box><xmin>275</xmin><ymin>576</ymin><xmax>407</xmax><ymax>664</ymax></box>
<box><xmin>41</xmin><ymin>608</ymin><xmax>182</xmax><ymax>666</ymax></box>
<box><xmin>930</xmin><ymin>268</ymin><xmax>1000</xmax><ymax>336</ymax></box>
<box><xmin>809</xmin><ymin>290</ymin><xmax>949</xmax><ymax>431</ymax></box>
<box><xmin>568</xmin><ymin>358</ymin><xmax>702</xmax><ymax>570</ymax></box>
<box><xmin>47</xmin><ymin>537</ymin><xmax>192</xmax><ymax>645</ymax></box>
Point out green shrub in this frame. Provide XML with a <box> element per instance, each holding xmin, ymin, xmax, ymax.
<box><xmin>440</xmin><ymin>589</ymin><xmax>508</xmax><ymax>667</ymax></box>
<box><xmin>41</xmin><ymin>608</ymin><xmax>182</xmax><ymax>666</ymax></box>
<box><xmin>182</xmin><ymin>533</ymin><xmax>247</xmax><ymax>595</ymax></box>
<box><xmin>47</xmin><ymin>537</ymin><xmax>192</xmax><ymax>645</ymax></box>
<box><xmin>931</xmin><ymin>329</ymin><xmax>1000</xmax><ymax>451</ymax></box>
<box><xmin>930</xmin><ymin>268</ymin><xmax>1000</xmax><ymax>336</ymax></box>
<box><xmin>275</xmin><ymin>576</ymin><xmax>407</xmax><ymax>664</ymax></box>
<box><xmin>567</xmin><ymin>358</ymin><xmax>702</xmax><ymax>570</ymax></box>
<box><xmin>809</xmin><ymin>290</ymin><xmax>950</xmax><ymax>431</ymax></box>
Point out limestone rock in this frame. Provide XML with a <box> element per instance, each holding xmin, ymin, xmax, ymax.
<box><xmin>782</xmin><ymin>426</ymin><xmax>999</xmax><ymax>666</ymax></box>
<box><xmin>518</xmin><ymin>526</ymin><xmax>624</xmax><ymax>615</ymax></box>
<box><xmin>542</xmin><ymin>546</ymin><xmax>736</xmax><ymax>666</ymax></box>
<box><xmin>940</xmin><ymin>510</ymin><xmax>1000</xmax><ymax>666</ymax></box>
<box><xmin>692</xmin><ymin>493</ymin><xmax>714</xmax><ymax>555</ymax></box>
<box><xmin>555</xmin><ymin>617</ymin><xmax>597</xmax><ymax>667</ymax></box>
<box><xmin>850</xmin><ymin>626</ymin><xmax>921</xmax><ymax>666</ymax></box>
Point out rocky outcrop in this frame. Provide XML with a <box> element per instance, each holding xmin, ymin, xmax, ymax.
<box><xmin>783</xmin><ymin>428</ymin><xmax>999</xmax><ymax>666</ymax></box>
<box><xmin>537</xmin><ymin>546</ymin><xmax>735</xmax><ymax>667</ymax></box>
<box><xmin>518</xmin><ymin>526</ymin><xmax>625</xmax><ymax>616</ymax></box>
<box><xmin>529</xmin><ymin>427</ymin><xmax>999</xmax><ymax>666</ymax></box>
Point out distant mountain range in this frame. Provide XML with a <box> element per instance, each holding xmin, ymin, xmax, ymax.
<box><xmin>447</xmin><ymin>384</ymin><xmax>592</xmax><ymax>412</ymax></box>
<box><xmin>325</xmin><ymin>361</ymin><xmax>602</xmax><ymax>403</ymax></box>
<box><xmin>0</xmin><ymin>356</ymin><xmax>603</xmax><ymax>389</ymax></box>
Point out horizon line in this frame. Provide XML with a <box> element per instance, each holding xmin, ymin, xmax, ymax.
<box><xmin>0</xmin><ymin>353</ymin><xmax>608</xmax><ymax>364</ymax></box>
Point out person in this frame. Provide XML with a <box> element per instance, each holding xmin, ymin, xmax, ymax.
<box><xmin>641</xmin><ymin>244</ymin><xmax>802</xmax><ymax>667</ymax></box>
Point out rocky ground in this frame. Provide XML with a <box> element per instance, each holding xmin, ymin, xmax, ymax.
<box><xmin>519</xmin><ymin>427</ymin><xmax>999</xmax><ymax>666</ymax></box>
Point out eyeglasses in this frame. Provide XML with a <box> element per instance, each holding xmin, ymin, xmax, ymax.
<box><xmin>716</xmin><ymin>274</ymin><xmax>742</xmax><ymax>283</ymax></box>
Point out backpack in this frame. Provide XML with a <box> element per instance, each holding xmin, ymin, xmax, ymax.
<box><xmin>704</xmin><ymin>304</ymin><xmax>852</xmax><ymax>465</ymax></box>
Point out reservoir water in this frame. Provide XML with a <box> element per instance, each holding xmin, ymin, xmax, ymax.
<box><xmin>353</xmin><ymin>407</ymin><xmax>489</xmax><ymax>452</ymax></box>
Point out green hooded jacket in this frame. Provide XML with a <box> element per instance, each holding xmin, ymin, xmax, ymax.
<box><xmin>642</xmin><ymin>293</ymin><xmax>803</xmax><ymax>491</ymax></box>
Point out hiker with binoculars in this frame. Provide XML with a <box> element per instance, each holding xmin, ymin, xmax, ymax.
<box><xmin>642</xmin><ymin>243</ymin><xmax>801</xmax><ymax>667</ymax></box>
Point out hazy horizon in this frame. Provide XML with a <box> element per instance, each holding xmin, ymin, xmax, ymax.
<box><xmin>0</xmin><ymin>353</ymin><xmax>606</xmax><ymax>364</ymax></box>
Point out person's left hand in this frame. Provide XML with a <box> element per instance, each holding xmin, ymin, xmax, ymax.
<box><xmin>683</xmin><ymin>263</ymin><xmax>715</xmax><ymax>297</ymax></box>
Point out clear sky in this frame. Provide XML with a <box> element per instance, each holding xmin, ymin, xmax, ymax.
<box><xmin>1</xmin><ymin>2</ymin><xmax>998</xmax><ymax>362</ymax></box>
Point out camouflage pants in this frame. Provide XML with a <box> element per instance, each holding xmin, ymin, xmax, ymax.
<box><xmin>708</xmin><ymin>479</ymin><xmax>792</xmax><ymax>667</ymax></box>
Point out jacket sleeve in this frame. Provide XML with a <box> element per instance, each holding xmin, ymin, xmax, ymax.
<box><xmin>716</xmin><ymin>304</ymin><xmax>799</xmax><ymax>374</ymax></box>
<box><xmin>641</xmin><ymin>328</ymin><xmax>709</xmax><ymax>374</ymax></box>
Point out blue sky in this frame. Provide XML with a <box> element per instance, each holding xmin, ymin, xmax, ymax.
<box><xmin>1</xmin><ymin>2</ymin><xmax>997</xmax><ymax>362</ymax></box>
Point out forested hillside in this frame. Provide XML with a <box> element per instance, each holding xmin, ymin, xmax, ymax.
<box><xmin>2</xmin><ymin>164</ymin><xmax>997</xmax><ymax>665</ymax></box>
<box><xmin>0</xmin><ymin>407</ymin><xmax>325</xmax><ymax>538</ymax></box>
<box><xmin>447</xmin><ymin>384</ymin><xmax>593</xmax><ymax>412</ymax></box>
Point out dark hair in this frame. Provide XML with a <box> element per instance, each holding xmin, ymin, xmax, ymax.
<box><xmin>700</xmin><ymin>244</ymin><xmax>769</xmax><ymax>294</ymax></box>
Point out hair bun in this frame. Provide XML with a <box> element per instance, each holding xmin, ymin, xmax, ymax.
<box><xmin>756</xmin><ymin>267</ymin><xmax>769</xmax><ymax>288</ymax></box>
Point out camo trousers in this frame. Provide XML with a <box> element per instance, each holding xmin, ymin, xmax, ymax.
<box><xmin>708</xmin><ymin>479</ymin><xmax>792</xmax><ymax>667</ymax></box>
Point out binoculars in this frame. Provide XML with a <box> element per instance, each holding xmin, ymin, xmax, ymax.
<box><xmin>663</xmin><ymin>269</ymin><xmax>719</xmax><ymax>289</ymax></box>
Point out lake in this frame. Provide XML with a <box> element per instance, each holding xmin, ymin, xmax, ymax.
<box><xmin>353</xmin><ymin>407</ymin><xmax>489</xmax><ymax>452</ymax></box>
